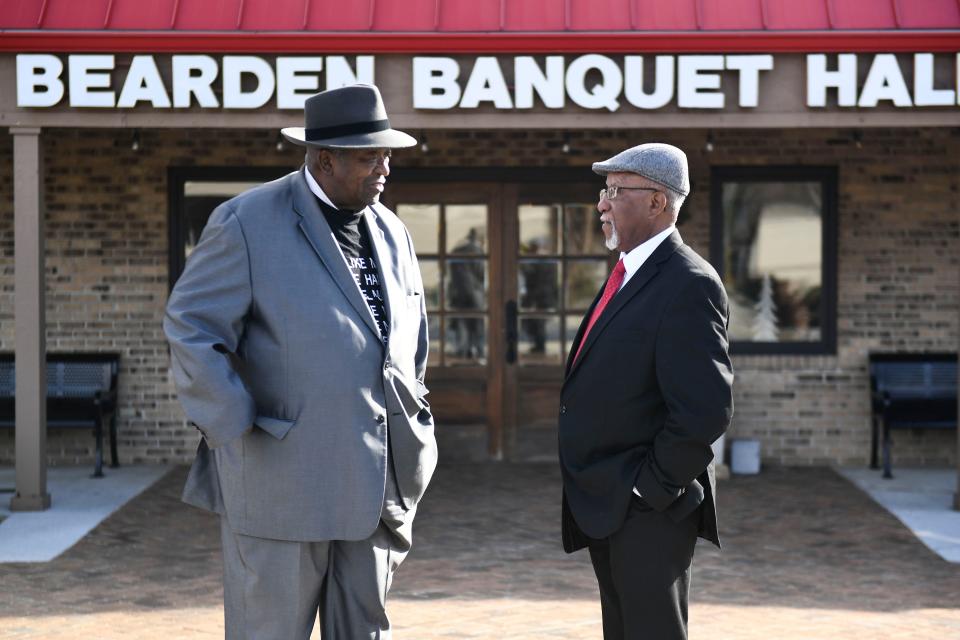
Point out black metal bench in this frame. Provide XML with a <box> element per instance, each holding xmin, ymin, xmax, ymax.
<box><xmin>0</xmin><ymin>352</ymin><xmax>120</xmax><ymax>478</ymax></box>
<box><xmin>869</xmin><ymin>352</ymin><xmax>957</xmax><ymax>479</ymax></box>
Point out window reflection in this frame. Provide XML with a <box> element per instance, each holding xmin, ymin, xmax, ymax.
<box><xmin>564</xmin><ymin>203</ymin><xmax>606</xmax><ymax>255</ymax></box>
<box><xmin>565</xmin><ymin>260</ymin><xmax>607</xmax><ymax>310</ymax></box>
<box><xmin>392</xmin><ymin>201</ymin><xmax>489</xmax><ymax>367</ymax></box>
<box><xmin>519</xmin><ymin>316</ymin><xmax>562</xmax><ymax>365</ymax></box>
<box><xmin>397</xmin><ymin>204</ymin><xmax>440</xmax><ymax>254</ymax></box>
<box><xmin>445</xmin><ymin>316</ymin><xmax>487</xmax><ymax>365</ymax></box>
<box><xmin>427</xmin><ymin>315</ymin><xmax>441</xmax><ymax>367</ymax></box>
<box><xmin>519</xmin><ymin>261</ymin><xmax>560</xmax><ymax>312</ymax></box>
<box><xmin>519</xmin><ymin>205</ymin><xmax>561</xmax><ymax>255</ymax></box>
<box><xmin>419</xmin><ymin>259</ymin><xmax>440</xmax><ymax>310</ymax></box>
<box><xmin>446</xmin><ymin>205</ymin><xmax>487</xmax><ymax>254</ymax></box>
<box><xmin>721</xmin><ymin>182</ymin><xmax>823</xmax><ymax>343</ymax></box>
<box><xmin>565</xmin><ymin>314</ymin><xmax>585</xmax><ymax>355</ymax></box>
<box><xmin>446</xmin><ymin>259</ymin><xmax>487</xmax><ymax>311</ymax></box>
<box><xmin>516</xmin><ymin>196</ymin><xmax>607</xmax><ymax>367</ymax></box>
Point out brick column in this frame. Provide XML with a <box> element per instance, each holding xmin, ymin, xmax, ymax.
<box><xmin>10</xmin><ymin>127</ymin><xmax>50</xmax><ymax>512</ymax></box>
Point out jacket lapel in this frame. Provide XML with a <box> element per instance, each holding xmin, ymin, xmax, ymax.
<box><xmin>564</xmin><ymin>287</ymin><xmax>602</xmax><ymax>377</ymax></box>
<box><xmin>564</xmin><ymin>230</ymin><xmax>684</xmax><ymax>383</ymax></box>
<box><xmin>291</xmin><ymin>168</ymin><xmax>382</xmax><ymax>340</ymax></box>
<box><xmin>363</xmin><ymin>205</ymin><xmax>400</xmax><ymax>342</ymax></box>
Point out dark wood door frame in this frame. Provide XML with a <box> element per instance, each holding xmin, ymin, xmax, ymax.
<box><xmin>386</xmin><ymin>171</ymin><xmax>602</xmax><ymax>460</ymax></box>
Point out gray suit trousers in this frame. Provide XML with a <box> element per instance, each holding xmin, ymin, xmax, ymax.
<box><xmin>220</xmin><ymin>463</ymin><xmax>414</xmax><ymax>640</ymax></box>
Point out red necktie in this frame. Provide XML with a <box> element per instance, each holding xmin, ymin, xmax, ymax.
<box><xmin>573</xmin><ymin>259</ymin><xmax>626</xmax><ymax>365</ymax></box>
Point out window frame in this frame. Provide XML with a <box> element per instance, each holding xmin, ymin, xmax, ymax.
<box><xmin>167</xmin><ymin>165</ymin><xmax>294</xmax><ymax>290</ymax></box>
<box><xmin>395</xmin><ymin>200</ymin><xmax>492</xmax><ymax>367</ymax></box>
<box><xmin>709</xmin><ymin>165</ymin><xmax>838</xmax><ymax>356</ymax></box>
<box><xmin>514</xmin><ymin>199</ymin><xmax>612</xmax><ymax>367</ymax></box>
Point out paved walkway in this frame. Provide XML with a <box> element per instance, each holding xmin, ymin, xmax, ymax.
<box><xmin>0</xmin><ymin>465</ymin><xmax>169</xmax><ymax>562</ymax></box>
<box><xmin>839</xmin><ymin>467</ymin><xmax>960</xmax><ymax>563</ymax></box>
<box><xmin>2</xmin><ymin>464</ymin><xmax>960</xmax><ymax>639</ymax></box>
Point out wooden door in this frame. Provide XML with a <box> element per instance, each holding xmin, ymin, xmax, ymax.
<box><xmin>505</xmin><ymin>183</ymin><xmax>611</xmax><ymax>458</ymax></box>
<box><xmin>385</xmin><ymin>179</ymin><xmax>603</xmax><ymax>459</ymax></box>
<box><xmin>385</xmin><ymin>182</ymin><xmax>507</xmax><ymax>456</ymax></box>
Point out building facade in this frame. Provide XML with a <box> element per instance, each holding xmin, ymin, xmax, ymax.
<box><xmin>1</xmin><ymin>2</ymin><xmax>958</xmax><ymax>493</ymax></box>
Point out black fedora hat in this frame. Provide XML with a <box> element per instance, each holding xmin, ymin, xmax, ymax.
<box><xmin>281</xmin><ymin>84</ymin><xmax>416</xmax><ymax>149</ymax></box>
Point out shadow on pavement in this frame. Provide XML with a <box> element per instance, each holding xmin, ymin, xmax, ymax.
<box><xmin>2</xmin><ymin>463</ymin><xmax>959</xmax><ymax>619</ymax></box>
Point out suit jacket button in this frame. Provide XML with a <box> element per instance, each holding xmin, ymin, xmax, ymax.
<box><xmin>376</xmin><ymin>415</ymin><xmax>385</xmax><ymax>424</ymax></box>
<box><xmin>560</xmin><ymin>405</ymin><xmax>567</xmax><ymax>415</ymax></box>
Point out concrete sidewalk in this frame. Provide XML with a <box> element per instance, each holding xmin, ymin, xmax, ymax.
<box><xmin>0</xmin><ymin>465</ymin><xmax>170</xmax><ymax>562</ymax></box>
<box><xmin>1</xmin><ymin>463</ymin><xmax>959</xmax><ymax>639</ymax></box>
<box><xmin>839</xmin><ymin>467</ymin><xmax>960</xmax><ymax>563</ymax></box>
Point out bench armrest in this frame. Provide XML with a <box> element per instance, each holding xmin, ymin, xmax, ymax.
<box><xmin>869</xmin><ymin>389</ymin><xmax>892</xmax><ymax>412</ymax></box>
<box><xmin>93</xmin><ymin>388</ymin><xmax>118</xmax><ymax>411</ymax></box>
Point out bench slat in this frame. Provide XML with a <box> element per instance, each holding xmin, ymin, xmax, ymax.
<box><xmin>0</xmin><ymin>353</ymin><xmax>121</xmax><ymax>477</ymax></box>
<box><xmin>868</xmin><ymin>352</ymin><xmax>958</xmax><ymax>478</ymax></box>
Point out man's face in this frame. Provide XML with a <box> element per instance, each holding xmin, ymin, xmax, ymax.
<box><xmin>597</xmin><ymin>172</ymin><xmax>662</xmax><ymax>254</ymax></box>
<box><xmin>318</xmin><ymin>148</ymin><xmax>392</xmax><ymax>211</ymax></box>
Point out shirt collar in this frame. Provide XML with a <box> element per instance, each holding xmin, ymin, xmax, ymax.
<box><xmin>303</xmin><ymin>166</ymin><xmax>338</xmax><ymax>210</ymax></box>
<box><xmin>621</xmin><ymin>225</ymin><xmax>676</xmax><ymax>280</ymax></box>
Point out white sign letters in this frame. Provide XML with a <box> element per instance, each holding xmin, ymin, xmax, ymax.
<box><xmin>414</xmin><ymin>54</ymin><xmax>775</xmax><ymax>110</ymax></box>
<box><xmin>14</xmin><ymin>52</ymin><xmax>960</xmax><ymax>111</ymax></box>
<box><xmin>807</xmin><ymin>53</ymin><xmax>958</xmax><ymax>108</ymax></box>
<box><xmin>16</xmin><ymin>54</ymin><xmax>374</xmax><ymax>109</ymax></box>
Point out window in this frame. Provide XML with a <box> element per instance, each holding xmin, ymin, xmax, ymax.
<box><xmin>168</xmin><ymin>167</ymin><xmax>292</xmax><ymax>288</ymax></box>
<box><xmin>710</xmin><ymin>166</ymin><xmax>837</xmax><ymax>355</ymax></box>
<box><xmin>516</xmin><ymin>200</ymin><xmax>609</xmax><ymax>366</ymax></box>
<box><xmin>396</xmin><ymin>202</ymin><xmax>489</xmax><ymax>367</ymax></box>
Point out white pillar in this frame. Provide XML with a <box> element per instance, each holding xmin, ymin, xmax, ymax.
<box><xmin>10</xmin><ymin>126</ymin><xmax>50</xmax><ymax>512</ymax></box>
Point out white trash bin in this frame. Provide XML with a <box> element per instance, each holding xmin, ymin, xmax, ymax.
<box><xmin>730</xmin><ymin>438</ymin><xmax>761</xmax><ymax>475</ymax></box>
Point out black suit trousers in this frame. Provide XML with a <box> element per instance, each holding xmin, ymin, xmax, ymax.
<box><xmin>587</xmin><ymin>495</ymin><xmax>700</xmax><ymax>640</ymax></box>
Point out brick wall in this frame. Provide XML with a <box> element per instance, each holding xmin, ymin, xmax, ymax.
<box><xmin>0</xmin><ymin>126</ymin><xmax>956</xmax><ymax>467</ymax></box>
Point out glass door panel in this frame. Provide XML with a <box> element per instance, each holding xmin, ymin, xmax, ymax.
<box><xmin>518</xmin><ymin>316</ymin><xmax>562</xmax><ymax>365</ymax></box>
<box><xmin>395</xmin><ymin>202</ymin><xmax>491</xmax><ymax>368</ymax></box>
<box><xmin>387</xmin><ymin>183</ymin><xmax>501</xmax><ymax>456</ymax></box>
<box><xmin>515</xmin><ymin>200</ymin><xmax>608</xmax><ymax>367</ymax></box>
<box><xmin>385</xmin><ymin>178</ymin><xmax>601</xmax><ymax>459</ymax></box>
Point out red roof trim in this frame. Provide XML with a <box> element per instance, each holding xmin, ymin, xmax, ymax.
<box><xmin>891</xmin><ymin>0</ymin><xmax>902</xmax><ymax>29</ymax></box>
<box><xmin>36</xmin><ymin>0</ymin><xmax>49</xmax><ymax>28</ymax></box>
<box><xmin>103</xmin><ymin>0</ymin><xmax>115</xmax><ymax>29</ymax></box>
<box><xmin>0</xmin><ymin>31</ymin><xmax>957</xmax><ymax>53</ymax></box>
<box><xmin>825</xmin><ymin>0</ymin><xmax>835</xmax><ymax>28</ymax></box>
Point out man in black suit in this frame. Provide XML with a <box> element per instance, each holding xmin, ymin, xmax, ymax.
<box><xmin>558</xmin><ymin>143</ymin><xmax>734</xmax><ymax>640</ymax></box>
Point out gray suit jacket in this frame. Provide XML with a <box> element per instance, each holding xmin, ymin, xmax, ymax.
<box><xmin>164</xmin><ymin>168</ymin><xmax>437</xmax><ymax>542</ymax></box>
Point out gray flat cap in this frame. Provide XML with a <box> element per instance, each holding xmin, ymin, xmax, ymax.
<box><xmin>592</xmin><ymin>143</ymin><xmax>690</xmax><ymax>196</ymax></box>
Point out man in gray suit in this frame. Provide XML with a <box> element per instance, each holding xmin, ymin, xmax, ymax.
<box><xmin>164</xmin><ymin>84</ymin><xmax>437</xmax><ymax>639</ymax></box>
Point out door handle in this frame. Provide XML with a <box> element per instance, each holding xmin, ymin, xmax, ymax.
<box><xmin>505</xmin><ymin>300</ymin><xmax>518</xmax><ymax>364</ymax></box>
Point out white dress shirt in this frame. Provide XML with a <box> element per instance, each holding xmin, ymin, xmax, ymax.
<box><xmin>619</xmin><ymin>225</ymin><xmax>675</xmax><ymax>292</ymax></box>
<box><xmin>304</xmin><ymin>166</ymin><xmax>338</xmax><ymax>209</ymax></box>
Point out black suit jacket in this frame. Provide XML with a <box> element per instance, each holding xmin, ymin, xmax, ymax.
<box><xmin>559</xmin><ymin>230</ymin><xmax>733</xmax><ymax>553</ymax></box>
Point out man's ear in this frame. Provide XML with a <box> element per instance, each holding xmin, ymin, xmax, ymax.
<box><xmin>650</xmin><ymin>191</ymin><xmax>668</xmax><ymax>218</ymax></box>
<box><xmin>314</xmin><ymin>148</ymin><xmax>336</xmax><ymax>175</ymax></box>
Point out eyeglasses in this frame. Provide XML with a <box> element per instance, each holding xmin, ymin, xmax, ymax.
<box><xmin>599</xmin><ymin>186</ymin><xmax>659</xmax><ymax>201</ymax></box>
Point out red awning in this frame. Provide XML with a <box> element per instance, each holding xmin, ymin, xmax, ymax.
<box><xmin>1</xmin><ymin>0</ymin><xmax>958</xmax><ymax>52</ymax></box>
